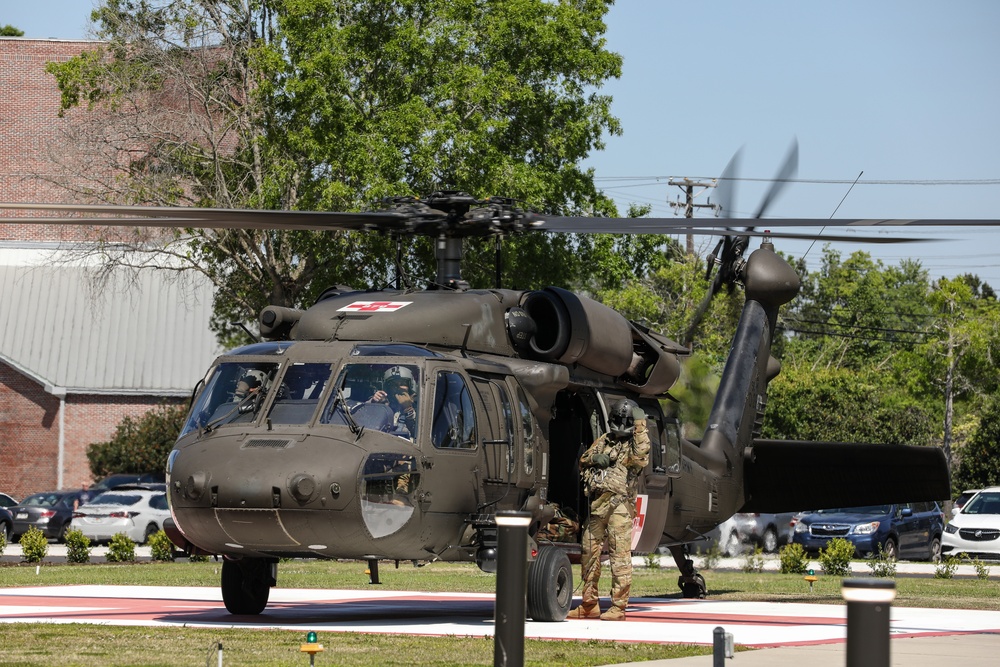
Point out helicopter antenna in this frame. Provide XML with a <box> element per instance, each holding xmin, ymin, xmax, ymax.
<box><xmin>230</xmin><ymin>320</ymin><xmax>260</xmax><ymax>344</ymax></box>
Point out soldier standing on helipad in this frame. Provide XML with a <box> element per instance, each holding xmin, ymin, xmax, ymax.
<box><xmin>568</xmin><ymin>399</ymin><xmax>650</xmax><ymax>621</ymax></box>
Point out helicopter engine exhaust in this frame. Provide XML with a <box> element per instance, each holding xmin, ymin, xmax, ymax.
<box><xmin>517</xmin><ymin>287</ymin><xmax>681</xmax><ymax>394</ymax></box>
<box><xmin>259</xmin><ymin>306</ymin><xmax>303</xmax><ymax>340</ymax></box>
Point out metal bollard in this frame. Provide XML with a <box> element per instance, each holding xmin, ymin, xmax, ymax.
<box><xmin>494</xmin><ymin>510</ymin><xmax>532</xmax><ymax>667</ymax></box>
<box><xmin>842</xmin><ymin>578</ymin><xmax>896</xmax><ymax>667</ymax></box>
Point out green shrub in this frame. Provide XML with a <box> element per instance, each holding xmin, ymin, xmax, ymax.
<box><xmin>866</xmin><ymin>543</ymin><xmax>897</xmax><ymax>578</ymax></box>
<box><xmin>0</xmin><ymin>529</ymin><xmax>6</xmax><ymax>556</ymax></box>
<box><xmin>818</xmin><ymin>538</ymin><xmax>855</xmax><ymax>576</ymax></box>
<box><xmin>960</xmin><ymin>554</ymin><xmax>991</xmax><ymax>580</ymax></box>
<box><xmin>106</xmin><ymin>533</ymin><xmax>136</xmax><ymax>563</ymax></box>
<box><xmin>778</xmin><ymin>542</ymin><xmax>809</xmax><ymax>574</ymax></box>
<box><xmin>188</xmin><ymin>553</ymin><xmax>210</xmax><ymax>563</ymax></box>
<box><xmin>148</xmin><ymin>530</ymin><xmax>175</xmax><ymax>562</ymax></box>
<box><xmin>742</xmin><ymin>546</ymin><xmax>765</xmax><ymax>573</ymax></box>
<box><xmin>64</xmin><ymin>529</ymin><xmax>92</xmax><ymax>564</ymax></box>
<box><xmin>935</xmin><ymin>554</ymin><xmax>960</xmax><ymax>579</ymax></box>
<box><xmin>698</xmin><ymin>543</ymin><xmax>721</xmax><ymax>570</ymax></box>
<box><xmin>19</xmin><ymin>526</ymin><xmax>49</xmax><ymax>563</ymax></box>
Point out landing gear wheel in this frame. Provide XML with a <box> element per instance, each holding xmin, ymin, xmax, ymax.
<box><xmin>222</xmin><ymin>558</ymin><xmax>272</xmax><ymax>615</ymax></box>
<box><xmin>527</xmin><ymin>546</ymin><xmax>573</xmax><ymax>621</ymax></box>
<box><xmin>762</xmin><ymin>528</ymin><xmax>778</xmax><ymax>553</ymax></box>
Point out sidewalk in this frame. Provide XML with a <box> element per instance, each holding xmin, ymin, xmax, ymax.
<box><xmin>607</xmin><ymin>632</ymin><xmax>1000</xmax><ymax>666</ymax></box>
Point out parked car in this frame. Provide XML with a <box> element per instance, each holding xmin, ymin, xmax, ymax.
<box><xmin>0</xmin><ymin>492</ymin><xmax>18</xmax><ymax>508</ymax></box>
<box><xmin>718</xmin><ymin>512</ymin><xmax>798</xmax><ymax>555</ymax></box>
<box><xmin>0</xmin><ymin>506</ymin><xmax>13</xmax><ymax>541</ymax></box>
<box><xmin>951</xmin><ymin>489</ymin><xmax>981</xmax><ymax>517</ymax></box>
<box><xmin>91</xmin><ymin>472</ymin><xmax>166</xmax><ymax>493</ymax></box>
<box><xmin>70</xmin><ymin>486</ymin><xmax>171</xmax><ymax>544</ymax></box>
<box><xmin>792</xmin><ymin>502</ymin><xmax>944</xmax><ymax>561</ymax></box>
<box><xmin>942</xmin><ymin>486</ymin><xmax>1000</xmax><ymax>560</ymax></box>
<box><xmin>10</xmin><ymin>490</ymin><xmax>86</xmax><ymax>542</ymax></box>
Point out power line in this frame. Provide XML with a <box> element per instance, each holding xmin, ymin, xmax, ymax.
<box><xmin>594</xmin><ymin>175</ymin><xmax>1000</xmax><ymax>186</ymax></box>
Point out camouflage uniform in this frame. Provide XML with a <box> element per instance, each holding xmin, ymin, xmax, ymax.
<box><xmin>574</xmin><ymin>418</ymin><xmax>650</xmax><ymax>619</ymax></box>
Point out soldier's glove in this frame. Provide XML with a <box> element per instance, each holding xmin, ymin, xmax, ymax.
<box><xmin>591</xmin><ymin>453</ymin><xmax>612</xmax><ymax>468</ymax></box>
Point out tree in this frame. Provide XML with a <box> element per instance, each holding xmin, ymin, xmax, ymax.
<box><xmin>952</xmin><ymin>396</ymin><xmax>1000</xmax><ymax>492</ymax></box>
<box><xmin>918</xmin><ymin>276</ymin><xmax>1000</xmax><ymax>467</ymax></box>
<box><xmin>87</xmin><ymin>403</ymin><xmax>187</xmax><ymax>477</ymax></box>
<box><xmin>0</xmin><ymin>24</ymin><xmax>24</xmax><ymax>36</ymax></box>
<box><xmin>762</xmin><ymin>365</ymin><xmax>934</xmax><ymax>445</ymax></box>
<box><xmin>44</xmin><ymin>0</ymin><xmax>631</xmax><ymax>345</ymax></box>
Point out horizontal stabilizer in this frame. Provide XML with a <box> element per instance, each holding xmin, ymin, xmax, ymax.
<box><xmin>741</xmin><ymin>440</ymin><xmax>950</xmax><ymax>513</ymax></box>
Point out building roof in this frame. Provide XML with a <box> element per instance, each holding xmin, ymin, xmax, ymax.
<box><xmin>0</xmin><ymin>247</ymin><xmax>222</xmax><ymax>395</ymax></box>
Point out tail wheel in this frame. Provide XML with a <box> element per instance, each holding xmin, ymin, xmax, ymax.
<box><xmin>679</xmin><ymin>573</ymin><xmax>707</xmax><ymax>599</ymax></box>
<box><xmin>222</xmin><ymin>558</ymin><xmax>273</xmax><ymax>615</ymax></box>
<box><xmin>527</xmin><ymin>546</ymin><xmax>572</xmax><ymax>621</ymax></box>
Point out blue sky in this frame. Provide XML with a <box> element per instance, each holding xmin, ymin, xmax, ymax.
<box><xmin>6</xmin><ymin>1</ymin><xmax>1000</xmax><ymax>284</ymax></box>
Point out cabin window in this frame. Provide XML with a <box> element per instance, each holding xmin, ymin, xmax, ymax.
<box><xmin>517</xmin><ymin>387</ymin><xmax>534</xmax><ymax>475</ymax></box>
<box><xmin>319</xmin><ymin>362</ymin><xmax>421</xmax><ymax>440</ymax></box>
<box><xmin>267</xmin><ymin>363</ymin><xmax>333</xmax><ymax>424</ymax></box>
<box><xmin>360</xmin><ymin>453</ymin><xmax>418</xmax><ymax>538</ymax></box>
<box><xmin>431</xmin><ymin>371</ymin><xmax>477</xmax><ymax>449</ymax></box>
<box><xmin>181</xmin><ymin>361</ymin><xmax>280</xmax><ymax>436</ymax></box>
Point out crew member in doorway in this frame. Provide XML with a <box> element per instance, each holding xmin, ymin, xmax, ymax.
<box><xmin>567</xmin><ymin>399</ymin><xmax>650</xmax><ymax>621</ymax></box>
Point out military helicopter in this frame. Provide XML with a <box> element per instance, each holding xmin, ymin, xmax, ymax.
<box><xmin>1</xmin><ymin>181</ymin><xmax>989</xmax><ymax>621</ymax></box>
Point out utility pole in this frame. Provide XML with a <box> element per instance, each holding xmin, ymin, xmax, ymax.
<box><xmin>668</xmin><ymin>178</ymin><xmax>719</xmax><ymax>255</ymax></box>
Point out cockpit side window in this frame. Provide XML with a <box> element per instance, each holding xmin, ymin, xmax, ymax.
<box><xmin>267</xmin><ymin>362</ymin><xmax>333</xmax><ymax>425</ymax></box>
<box><xmin>431</xmin><ymin>371</ymin><xmax>477</xmax><ymax>449</ymax></box>
<box><xmin>181</xmin><ymin>361</ymin><xmax>280</xmax><ymax>436</ymax></box>
<box><xmin>320</xmin><ymin>362</ymin><xmax>421</xmax><ymax>440</ymax></box>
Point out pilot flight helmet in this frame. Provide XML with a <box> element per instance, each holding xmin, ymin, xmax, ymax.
<box><xmin>240</xmin><ymin>369</ymin><xmax>265</xmax><ymax>389</ymax></box>
<box><xmin>608</xmin><ymin>399</ymin><xmax>639</xmax><ymax>441</ymax></box>
<box><xmin>383</xmin><ymin>365</ymin><xmax>415</xmax><ymax>393</ymax></box>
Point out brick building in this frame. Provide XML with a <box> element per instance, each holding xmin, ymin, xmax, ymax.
<box><xmin>0</xmin><ymin>38</ymin><xmax>221</xmax><ymax>499</ymax></box>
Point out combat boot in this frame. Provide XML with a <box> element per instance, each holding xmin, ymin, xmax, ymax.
<box><xmin>566</xmin><ymin>603</ymin><xmax>600</xmax><ymax>619</ymax></box>
<box><xmin>600</xmin><ymin>606</ymin><xmax>626</xmax><ymax>621</ymax></box>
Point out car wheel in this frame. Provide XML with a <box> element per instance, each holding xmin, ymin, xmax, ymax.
<box><xmin>929</xmin><ymin>536</ymin><xmax>942</xmax><ymax>562</ymax></box>
<box><xmin>143</xmin><ymin>524</ymin><xmax>158</xmax><ymax>544</ymax></box>
<box><xmin>762</xmin><ymin>528</ymin><xmax>779</xmax><ymax>553</ymax></box>
<box><xmin>881</xmin><ymin>538</ymin><xmax>898</xmax><ymax>561</ymax></box>
<box><xmin>1</xmin><ymin>521</ymin><xmax>9</xmax><ymax>543</ymax></box>
<box><xmin>56</xmin><ymin>521</ymin><xmax>70</xmax><ymax>544</ymax></box>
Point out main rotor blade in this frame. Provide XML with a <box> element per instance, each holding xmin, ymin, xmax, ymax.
<box><xmin>0</xmin><ymin>202</ymin><xmax>408</xmax><ymax>231</ymax></box>
<box><xmin>3</xmin><ymin>202</ymin><xmax>999</xmax><ymax>242</ymax></box>
<box><xmin>752</xmin><ymin>138</ymin><xmax>799</xmax><ymax>220</ymax></box>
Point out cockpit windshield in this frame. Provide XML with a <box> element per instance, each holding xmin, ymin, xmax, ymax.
<box><xmin>321</xmin><ymin>362</ymin><xmax>421</xmax><ymax>440</ymax></box>
<box><xmin>181</xmin><ymin>361</ymin><xmax>280</xmax><ymax>436</ymax></box>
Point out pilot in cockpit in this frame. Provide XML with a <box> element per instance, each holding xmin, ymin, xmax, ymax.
<box><xmin>369</xmin><ymin>366</ymin><xmax>418</xmax><ymax>437</ymax></box>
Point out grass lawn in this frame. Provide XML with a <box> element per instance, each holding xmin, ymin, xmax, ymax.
<box><xmin>0</xmin><ymin>557</ymin><xmax>997</xmax><ymax>666</ymax></box>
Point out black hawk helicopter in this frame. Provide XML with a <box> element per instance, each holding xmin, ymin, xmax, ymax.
<box><xmin>2</xmin><ymin>178</ymin><xmax>989</xmax><ymax>620</ymax></box>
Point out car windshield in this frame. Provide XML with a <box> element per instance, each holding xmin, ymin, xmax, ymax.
<box><xmin>814</xmin><ymin>505</ymin><xmax>891</xmax><ymax>515</ymax></box>
<box><xmin>87</xmin><ymin>493</ymin><xmax>143</xmax><ymax>507</ymax></box>
<box><xmin>962</xmin><ymin>491</ymin><xmax>1000</xmax><ymax>515</ymax></box>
